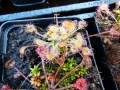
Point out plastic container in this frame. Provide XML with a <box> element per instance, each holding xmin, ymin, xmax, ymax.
<box><xmin>92</xmin><ymin>22</ymin><xmax>120</xmax><ymax>90</ymax></box>
<box><xmin>0</xmin><ymin>17</ymin><xmax>105</xmax><ymax>89</ymax></box>
<box><xmin>0</xmin><ymin>54</ymin><xmax>3</xmax><ymax>81</ymax></box>
<box><xmin>10</xmin><ymin>0</ymin><xmax>45</xmax><ymax>7</ymax></box>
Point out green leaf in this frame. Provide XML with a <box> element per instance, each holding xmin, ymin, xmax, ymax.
<box><xmin>29</xmin><ymin>65</ymin><xmax>41</xmax><ymax>75</ymax></box>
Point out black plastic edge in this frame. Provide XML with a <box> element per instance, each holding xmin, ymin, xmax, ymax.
<box><xmin>0</xmin><ymin>0</ymin><xmax>114</xmax><ymax>22</ymax></box>
<box><xmin>11</xmin><ymin>0</ymin><xmax>45</xmax><ymax>7</ymax></box>
<box><xmin>85</xmin><ymin>30</ymin><xmax>105</xmax><ymax>90</ymax></box>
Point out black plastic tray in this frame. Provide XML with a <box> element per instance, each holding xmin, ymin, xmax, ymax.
<box><xmin>0</xmin><ymin>0</ymin><xmax>114</xmax><ymax>22</ymax></box>
<box><xmin>10</xmin><ymin>0</ymin><xmax>45</xmax><ymax>7</ymax></box>
<box><xmin>0</xmin><ymin>17</ymin><xmax>105</xmax><ymax>89</ymax></box>
<box><xmin>92</xmin><ymin>22</ymin><xmax>120</xmax><ymax>90</ymax></box>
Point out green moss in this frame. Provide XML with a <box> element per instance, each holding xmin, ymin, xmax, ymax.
<box><xmin>29</xmin><ymin>65</ymin><xmax>41</xmax><ymax>76</ymax></box>
<box><xmin>61</xmin><ymin>57</ymin><xmax>77</xmax><ymax>72</ymax></box>
<box><xmin>40</xmin><ymin>83</ymin><xmax>48</xmax><ymax>90</ymax></box>
<box><xmin>60</xmin><ymin>57</ymin><xmax>88</xmax><ymax>86</ymax></box>
<box><xmin>77</xmin><ymin>65</ymin><xmax>88</xmax><ymax>77</ymax></box>
<box><xmin>31</xmin><ymin>57</ymin><xmax>88</xmax><ymax>88</ymax></box>
<box><xmin>46</xmin><ymin>62</ymin><xmax>59</xmax><ymax>74</ymax></box>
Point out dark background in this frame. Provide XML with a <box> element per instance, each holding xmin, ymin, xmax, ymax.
<box><xmin>0</xmin><ymin>0</ymin><xmax>94</xmax><ymax>15</ymax></box>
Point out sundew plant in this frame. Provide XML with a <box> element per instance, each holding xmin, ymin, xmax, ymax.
<box><xmin>94</xmin><ymin>2</ymin><xmax>120</xmax><ymax>38</ymax></box>
<box><xmin>17</xmin><ymin>17</ymin><xmax>93</xmax><ymax>90</ymax></box>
